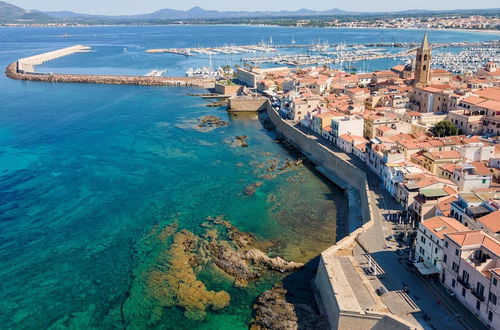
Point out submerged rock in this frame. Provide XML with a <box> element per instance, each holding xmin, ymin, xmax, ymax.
<box><xmin>231</xmin><ymin>135</ymin><xmax>249</xmax><ymax>148</ymax></box>
<box><xmin>197</xmin><ymin>115</ymin><xmax>228</xmax><ymax>129</ymax></box>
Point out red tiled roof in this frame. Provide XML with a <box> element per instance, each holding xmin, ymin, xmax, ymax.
<box><xmin>447</xmin><ymin>230</ymin><xmax>500</xmax><ymax>256</ymax></box>
<box><xmin>478</xmin><ymin>211</ymin><xmax>500</xmax><ymax>234</ymax></box>
<box><xmin>422</xmin><ymin>216</ymin><xmax>468</xmax><ymax>239</ymax></box>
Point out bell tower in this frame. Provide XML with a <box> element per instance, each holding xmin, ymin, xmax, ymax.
<box><xmin>414</xmin><ymin>33</ymin><xmax>431</xmax><ymax>87</ymax></box>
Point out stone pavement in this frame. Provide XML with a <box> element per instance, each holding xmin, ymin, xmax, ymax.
<box><xmin>358</xmin><ymin>176</ymin><xmax>487</xmax><ymax>330</ymax></box>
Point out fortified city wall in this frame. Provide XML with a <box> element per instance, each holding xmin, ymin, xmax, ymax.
<box><xmin>227</xmin><ymin>96</ymin><xmax>268</xmax><ymax>112</ymax></box>
<box><xmin>266</xmin><ymin>102</ymin><xmax>372</xmax><ymax>226</ymax></box>
<box><xmin>264</xmin><ymin>102</ymin><xmax>414</xmax><ymax>329</ymax></box>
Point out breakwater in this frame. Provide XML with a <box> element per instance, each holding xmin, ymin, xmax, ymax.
<box><xmin>17</xmin><ymin>45</ymin><xmax>91</xmax><ymax>73</ymax></box>
<box><xmin>5</xmin><ymin>62</ymin><xmax>215</xmax><ymax>88</ymax></box>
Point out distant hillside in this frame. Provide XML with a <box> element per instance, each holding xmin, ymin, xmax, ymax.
<box><xmin>43</xmin><ymin>5</ymin><xmax>500</xmax><ymax>21</ymax></box>
<box><xmin>0</xmin><ymin>1</ymin><xmax>499</xmax><ymax>24</ymax></box>
<box><xmin>0</xmin><ymin>1</ymin><xmax>52</xmax><ymax>22</ymax></box>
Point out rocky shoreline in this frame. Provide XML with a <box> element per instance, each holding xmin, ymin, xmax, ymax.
<box><xmin>5</xmin><ymin>62</ymin><xmax>215</xmax><ymax>89</ymax></box>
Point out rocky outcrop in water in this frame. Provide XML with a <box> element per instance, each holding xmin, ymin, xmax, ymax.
<box><xmin>251</xmin><ymin>284</ymin><xmax>329</xmax><ymax>330</ymax></box>
<box><xmin>197</xmin><ymin>115</ymin><xmax>228</xmax><ymax>130</ymax></box>
<box><xmin>245</xmin><ymin>249</ymin><xmax>303</xmax><ymax>273</ymax></box>
<box><xmin>251</xmin><ymin>286</ymin><xmax>299</xmax><ymax>330</ymax></box>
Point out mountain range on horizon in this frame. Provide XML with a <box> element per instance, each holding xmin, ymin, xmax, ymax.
<box><xmin>1</xmin><ymin>1</ymin><xmax>499</xmax><ymax>23</ymax></box>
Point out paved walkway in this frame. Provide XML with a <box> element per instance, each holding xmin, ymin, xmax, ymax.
<box><xmin>358</xmin><ymin>177</ymin><xmax>487</xmax><ymax>330</ymax></box>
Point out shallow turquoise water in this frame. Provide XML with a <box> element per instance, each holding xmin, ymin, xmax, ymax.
<box><xmin>0</xmin><ymin>25</ymin><xmax>497</xmax><ymax>329</ymax></box>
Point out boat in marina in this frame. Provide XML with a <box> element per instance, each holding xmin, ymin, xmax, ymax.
<box><xmin>144</xmin><ymin>70</ymin><xmax>166</xmax><ymax>77</ymax></box>
<box><xmin>185</xmin><ymin>67</ymin><xmax>219</xmax><ymax>78</ymax></box>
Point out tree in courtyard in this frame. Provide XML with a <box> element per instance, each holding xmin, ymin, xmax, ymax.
<box><xmin>431</xmin><ymin>120</ymin><xmax>460</xmax><ymax>137</ymax></box>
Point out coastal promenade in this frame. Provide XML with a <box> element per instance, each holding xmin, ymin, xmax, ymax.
<box><xmin>265</xmin><ymin>103</ymin><xmax>487</xmax><ymax>330</ymax></box>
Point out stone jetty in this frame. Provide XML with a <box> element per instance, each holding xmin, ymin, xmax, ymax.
<box><xmin>17</xmin><ymin>45</ymin><xmax>91</xmax><ymax>73</ymax></box>
<box><xmin>5</xmin><ymin>45</ymin><xmax>215</xmax><ymax>89</ymax></box>
<box><xmin>6</xmin><ymin>62</ymin><xmax>215</xmax><ymax>88</ymax></box>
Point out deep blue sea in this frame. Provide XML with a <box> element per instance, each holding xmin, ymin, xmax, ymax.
<box><xmin>0</xmin><ymin>25</ymin><xmax>498</xmax><ymax>329</ymax></box>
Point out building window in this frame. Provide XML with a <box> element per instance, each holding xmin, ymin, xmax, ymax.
<box><xmin>462</xmin><ymin>288</ymin><xmax>466</xmax><ymax>297</ymax></box>
<box><xmin>493</xmin><ymin>278</ymin><xmax>498</xmax><ymax>286</ymax></box>
<box><xmin>455</xmin><ymin>249</ymin><xmax>459</xmax><ymax>256</ymax></box>
<box><xmin>476</xmin><ymin>300</ymin><xmax>481</xmax><ymax>311</ymax></box>
<box><xmin>489</xmin><ymin>292</ymin><xmax>497</xmax><ymax>305</ymax></box>
<box><xmin>477</xmin><ymin>282</ymin><xmax>485</xmax><ymax>297</ymax></box>
<box><xmin>462</xmin><ymin>271</ymin><xmax>470</xmax><ymax>285</ymax></box>
<box><xmin>444</xmin><ymin>254</ymin><xmax>447</xmax><ymax>263</ymax></box>
<box><xmin>489</xmin><ymin>311</ymin><xmax>493</xmax><ymax>322</ymax></box>
<box><xmin>452</xmin><ymin>262</ymin><xmax>459</xmax><ymax>273</ymax></box>
<box><xmin>445</xmin><ymin>241</ymin><xmax>448</xmax><ymax>248</ymax></box>
<box><xmin>452</xmin><ymin>279</ymin><xmax>456</xmax><ymax>288</ymax></box>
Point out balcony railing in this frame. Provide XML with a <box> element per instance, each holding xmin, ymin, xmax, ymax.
<box><xmin>457</xmin><ymin>276</ymin><xmax>470</xmax><ymax>289</ymax></box>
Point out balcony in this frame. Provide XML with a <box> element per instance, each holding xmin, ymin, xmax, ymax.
<box><xmin>471</xmin><ymin>289</ymin><xmax>485</xmax><ymax>302</ymax></box>
<box><xmin>457</xmin><ymin>276</ymin><xmax>470</xmax><ymax>289</ymax></box>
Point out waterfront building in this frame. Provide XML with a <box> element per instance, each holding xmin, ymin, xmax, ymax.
<box><xmin>311</xmin><ymin>111</ymin><xmax>341</xmax><ymax>135</ymax></box>
<box><xmin>289</xmin><ymin>96</ymin><xmax>326</xmax><ymax>122</ymax></box>
<box><xmin>330</xmin><ymin>115</ymin><xmax>364</xmax><ymax>141</ymax></box>
<box><xmin>336</xmin><ymin>134</ymin><xmax>368</xmax><ymax>154</ymax></box>
<box><xmin>414</xmin><ymin>33</ymin><xmax>432</xmax><ymax>87</ymax></box>
<box><xmin>414</xmin><ymin>216</ymin><xmax>468</xmax><ymax>272</ymax></box>
<box><xmin>441</xmin><ymin>230</ymin><xmax>500</xmax><ymax>328</ymax></box>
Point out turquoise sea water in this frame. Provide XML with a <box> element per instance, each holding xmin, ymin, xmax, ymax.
<box><xmin>0</xmin><ymin>26</ymin><xmax>498</xmax><ymax>329</ymax></box>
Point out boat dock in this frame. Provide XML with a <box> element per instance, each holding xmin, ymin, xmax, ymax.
<box><xmin>17</xmin><ymin>45</ymin><xmax>91</xmax><ymax>73</ymax></box>
<box><xmin>146</xmin><ymin>44</ymin><xmax>277</xmax><ymax>56</ymax></box>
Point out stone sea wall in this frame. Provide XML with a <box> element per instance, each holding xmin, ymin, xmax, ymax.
<box><xmin>266</xmin><ymin>102</ymin><xmax>372</xmax><ymax>228</ymax></box>
<box><xmin>227</xmin><ymin>96</ymin><xmax>268</xmax><ymax>112</ymax></box>
<box><xmin>5</xmin><ymin>62</ymin><xmax>215</xmax><ymax>89</ymax></box>
<box><xmin>265</xmin><ymin>101</ymin><xmax>387</xmax><ymax>329</ymax></box>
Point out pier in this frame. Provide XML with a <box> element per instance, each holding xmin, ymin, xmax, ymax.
<box><xmin>6</xmin><ymin>45</ymin><xmax>215</xmax><ymax>89</ymax></box>
<box><xmin>17</xmin><ymin>45</ymin><xmax>91</xmax><ymax>73</ymax></box>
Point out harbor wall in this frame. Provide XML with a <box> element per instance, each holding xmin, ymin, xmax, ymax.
<box><xmin>266</xmin><ymin>102</ymin><xmax>372</xmax><ymax>228</ymax></box>
<box><xmin>214</xmin><ymin>83</ymin><xmax>243</xmax><ymax>95</ymax></box>
<box><xmin>227</xmin><ymin>96</ymin><xmax>268</xmax><ymax>112</ymax></box>
<box><xmin>5</xmin><ymin>62</ymin><xmax>215</xmax><ymax>89</ymax></box>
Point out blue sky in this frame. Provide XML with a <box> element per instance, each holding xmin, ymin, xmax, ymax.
<box><xmin>8</xmin><ymin>0</ymin><xmax>500</xmax><ymax>15</ymax></box>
